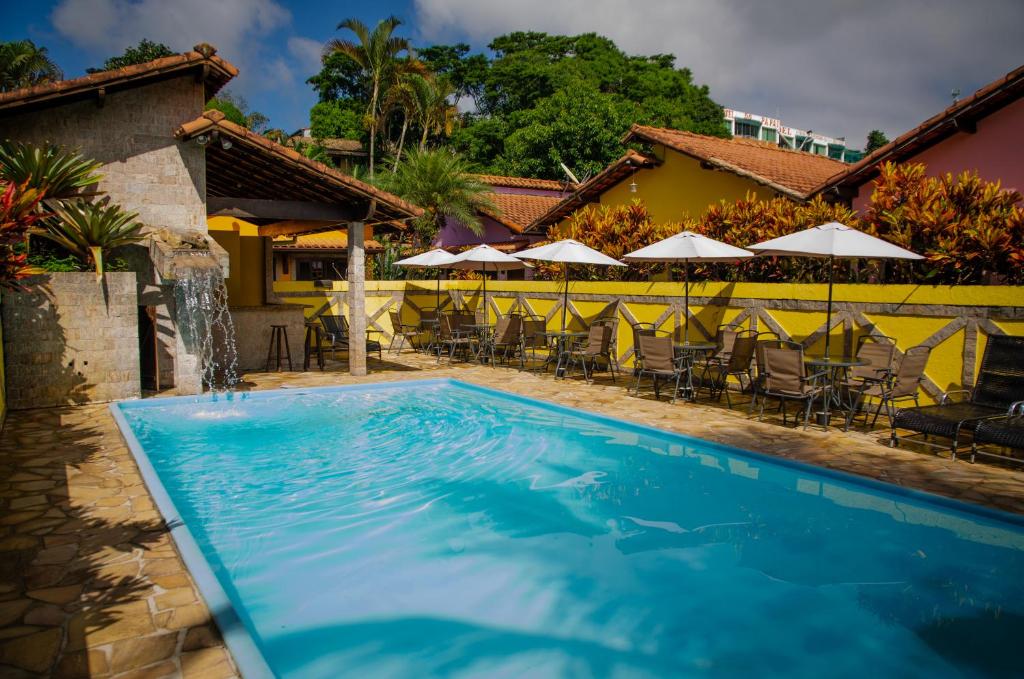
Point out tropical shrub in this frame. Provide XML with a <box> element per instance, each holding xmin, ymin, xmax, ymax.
<box><xmin>39</xmin><ymin>198</ymin><xmax>144</xmax><ymax>281</ymax></box>
<box><xmin>0</xmin><ymin>141</ymin><xmax>103</xmax><ymax>198</ymax></box>
<box><xmin>0</xmin><ymin>181</ymin><xmax>45</xmax><ymax>288</ymax></box>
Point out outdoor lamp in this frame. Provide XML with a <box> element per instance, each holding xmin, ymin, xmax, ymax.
<box><xmin>195</xmin><ymin>133</ymin><xmax>210</xmax><ymax>146</ymax></box>
<box><xmin>221</xmin><ymin>138</ymin><xmax>233</xmax><ymax>150</ymax></box>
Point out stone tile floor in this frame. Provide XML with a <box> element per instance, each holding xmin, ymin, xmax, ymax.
<box><xmin>2</xmin><ymin>349</ymin><xmax>1023</xmax><ymax>678</ymax></box>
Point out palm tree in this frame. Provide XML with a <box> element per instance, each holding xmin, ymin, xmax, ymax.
<box><xmin>381</xmin><ymin>73</ymin><xmax>424</xmax><ymax>171</ymax></box>
<box><xmin>0</xmin><ymin>40</ymin><xmax>63</xmax><ymax>92</ymax></box>
<box><xmin>376</xmin><ymin>149</ymin><xmax>497</xmax><ymax>246</ymax></box>
<box><xmin>416</xmin><ymin>76</ymin><xmax>459</xmax><ymax>150</ymax></box>
<box><xmin>325</xmin><ymin>16</ymin><xmax>416</xmax><ymax>179</ymax></box>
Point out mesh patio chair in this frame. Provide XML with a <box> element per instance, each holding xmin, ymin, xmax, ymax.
<box><xmin>436</xmin><ymin>313</ymin><xmax>476</xmax><ymax>363</ymax></box>
<box><xmin>758</xmin><ymin>343</ymin><xmax>829</xmax><ymax>430</ymax></box>
<box><xmin>713</xmin><ymin>324</ymin><xmax>740</xmax><ymax>362</ymax></box>
<box><xmin>590</xmin><ymin>317</ymin><xmax>620</xmax><ymax>375</ymax></box>
<box><xmin>388</xmin><ymin>310</ymin><xmax>422</xmax><ymax>354</ymax></box>
<box><xmin>560</xmin><ymin>323</ymin><xmax>617</xmax><ymax>384</ymax></box>
<box><xmin>749</xmin><ymin>334</ymin><xmax>786</xmax><ymax>414</ymax></box>
<box><xmin>892</xmin><ymin>334</ymin><xmax>1024</xmax><ymax>458</ymax></box>
<box><xmin>484</xmin><ymin>313</ymin><xmax>523</xmax><ymax>366</ymax></box>
<box><xmin>319</xmin><ymin>314</ymin><xmax>382</xmax><ymax>361</ymax></box>
<box><xmin>699</xmin><ymin>331</ymin><xmax>757</xmax><ymax>408</ymax></box>
<box><xmin>630</xmin><ymin>322</ymin><xmax>658</xmax><ymax>377</ymax></box>
<box><xmin>519</xmin><ymin>317</ymin><xmax>552</xmax><ymax>372</ymax></box>
<box><xmin>633</xmin><ymin>334</ymin><xmax>686</xmax><ymax>403</ymax></box>
<box><xmin>971</xmin><ymin>402</ymin><xmax>1024</xmax><ymax>464</ymax></box>
<box><xmin>845</xmin><ymin>345</ymin><xmax>930</xmax><ymax>431</ymax></box>
<box><xmin>419</xmin><ymin>308</ymin><xmax>439</xmax><ymax>353</ymax></box>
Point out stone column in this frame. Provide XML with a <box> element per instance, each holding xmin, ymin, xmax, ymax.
<box><xmin>347</xmin><ymin>221</ymin><xmax>367</xmax><ymax>376</ymax></box>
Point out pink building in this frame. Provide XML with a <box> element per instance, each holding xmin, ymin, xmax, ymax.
<box><xmin>815</xmin><ymin>64</ymin><xmax>1024</xmax><ymax>210</ymax></box>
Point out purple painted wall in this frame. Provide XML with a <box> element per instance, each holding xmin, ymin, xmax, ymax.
<box><xmin>853</xmin><ymin>97</ymin><xmax>1024</xmax><ymax>212</ymax></box>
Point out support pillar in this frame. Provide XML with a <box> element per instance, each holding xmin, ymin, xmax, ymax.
<box><xmin>347</xmin><ymin>221</ymin><xmax>367</xmax><ymax>376</ymax></box>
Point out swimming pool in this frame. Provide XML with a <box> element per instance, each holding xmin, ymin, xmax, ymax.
<box><xmin>113</xmin><ymin>379</ymin><xmax>1024</xmax><ymax>678</ymax></box>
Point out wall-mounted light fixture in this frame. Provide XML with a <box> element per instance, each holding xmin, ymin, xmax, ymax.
<box><xmin>221</xmin><ymin>138</ymin><xmax>233</xmax><ymax>150</ymax></box>
<box><xmin>195</xmin><ymin>133</ymin><xmax>210</xmax><ymax>146</ymax></box>
<box><xmin>629</xmin><ymin>166</ymin><xmax>638</xmax><ymax>193</ymax></box>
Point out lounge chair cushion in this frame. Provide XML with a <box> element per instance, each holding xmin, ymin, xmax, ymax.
<box><xmin>974</xmin><ymin>418</ymin><xmax>1024</xmax><ymax>450</ymax></box>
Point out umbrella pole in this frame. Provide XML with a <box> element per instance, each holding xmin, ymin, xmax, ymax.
<box><xmin>684</xmin><ymin>261</ymin><xmax>690</xmax><ymax>344</ymax></box>
<box><xmin>561</xmin><ymin>263</ymin><xmax>569</xmax><ymax>333</ymax></box>
<box><xmin>825</xmin><ymin>255</ymin><xmax>834</xmax><ymax>358</ymax></box>
<box><xmin>436</xmin><ymin>272</ymin><xmax>441</xmax><ymax>311</ymax></box>
<box><xmin>482</xmin><ymin>262</ymin><xmax>488</xmax><ymax>325</ymax></box>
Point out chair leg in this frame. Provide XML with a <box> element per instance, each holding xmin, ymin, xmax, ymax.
<box><xmin>758</xmin><ymin>394</ymin><xmax>767</xmax><ymax>421</ymax></box>
<box><xmin>804</xmin><ymin>397</ymin><xmax>813</xmax><ymax>431</ymax></box>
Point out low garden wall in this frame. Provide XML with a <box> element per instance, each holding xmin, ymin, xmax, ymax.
<box><xmin>275</xmin><ymin>279</ymin><xmax>1024</xmax><ymax>405</ymax></box>
<box><xmin>2</xmin><ymin>272</ymin><xmax>141</xmax><ymax>409</ymax></box>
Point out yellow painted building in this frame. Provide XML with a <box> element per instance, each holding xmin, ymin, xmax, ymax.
<box><xmin>207</xmin><ymin>216</ymin><xmax>267</xmax><ymax>307</ymax></box>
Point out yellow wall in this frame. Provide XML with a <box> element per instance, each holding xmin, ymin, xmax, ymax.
<box><xmin>275</xmin><ymin>279</ymin><xmax>1024</xmax><ymax>406</ymax></box>
<box><xmin>556</xmin><ymin>145</ymin><xmax>783</xmax><ymax>230</ymax></box>
<box><xmin>207</xmin><ymin>216</ymin><xmax>265</xmax><ymax>306</ymax></box>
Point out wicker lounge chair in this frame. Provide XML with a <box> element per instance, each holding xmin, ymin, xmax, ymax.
<box><xmin>845</xmin><ymin>345</ymin><xmax>930</xmax><ymax>430</ymax></box>
<box><xmin>319</xmin><ymin>314</ymin><xmax>382</xmax><ymax>361</ymax></box>
<box><xmin>388</xmin><ymin>310</ymin><xmax>422</xmax><ymax>354</ymax></box>
<box><xmin>561</xmin><ymin>323</ymin><xmax>617</xmax><ymax>383</ymax></box>
<box><xmin>891</xmin><ymin>334</ymin><xmax>1024</xmax><ymax>458</ymax></box>
<box><xmin>633</xmin><ymin>334</ymin><xmax>686</xmax><ymax>402</ymax></box>
<box><xmin>971</xmin><ymin>402</ymin><xmax>1024</xmax><ymax>464</ymax></box>
<box><xmin>757</xmin><ymin>343</ymin><xmax>828</xmax><ymax>430</ymax></box>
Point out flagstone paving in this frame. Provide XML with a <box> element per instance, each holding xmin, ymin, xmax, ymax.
<box><xmin>1</xmin><ymin>350</ymin><xmax>1023</xmax><ymax>677</ymax></box>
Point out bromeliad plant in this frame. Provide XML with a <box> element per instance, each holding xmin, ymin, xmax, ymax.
<box><xmin>0</xmin><ymin>180</ymin><xmax>46</xmax><ymax>289</ymax></box>
<box><xmin>39</xmin><ymin>198</ymin><xmax>144</xmax><ymax>281</ymax></box>
<box><xmin>0</xmin><ymin>140</ymin><xmax>103</xmax><ymax>198</ymax></box>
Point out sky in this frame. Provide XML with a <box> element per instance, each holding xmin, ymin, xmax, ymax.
<box><xmin>4</xmin><ymin>0</ymin><xmax>1023</xmax><ymax>150</ymax></box>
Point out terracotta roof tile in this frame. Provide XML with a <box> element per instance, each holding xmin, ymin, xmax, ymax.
<box><xmin>0</xmin><ymin>46</ymin><xmax>237</xmax><ymax>113</ymax></box>
<box><xmin>480</xmin><ymin>192</ymin><xmax>563</xmax><ymax>233</ymax></box>
<box><xmin>272</xmin><ymin>231</ymin><xmax>382</xmax><ymax>251</ymax></box>
<box><xmin>473</xmin><ymin>174</ymin><xmax>572</xmax><ymax>191</ymax></box>
<box><xmin>812</xmin><ymin>63</ymin><xmax>1024</xmax><ymax>196</ymax></box>
<box><xmin>626</xmin><ymin>125</ymin><xmax>847</xmax><ymax>197</ymax></box>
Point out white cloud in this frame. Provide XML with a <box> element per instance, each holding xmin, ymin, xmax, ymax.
<box><xmin>412</xmin><ymin>0</ymin><xmax>1024</xmax><ymax>148</ymax></box>
<box><xmin>287</xmin><ymin>36</ymin><xmax>325</xmax><ymax>78</ymax></box>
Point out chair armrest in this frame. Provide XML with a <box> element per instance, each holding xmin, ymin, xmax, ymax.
<box><xmin>804</xmin><ymin>369</ymin><xmax>830</xmax><ymax>384</ymax></box>
<box><xmin>940</xmin><ymin>389</ymin><xmax>972</xmax><ymax>405</ymax></box>
<box><xmin>1008</xmin><ymin>401</ymin><xmax>1024</xmax><ymax>416</ymax></box>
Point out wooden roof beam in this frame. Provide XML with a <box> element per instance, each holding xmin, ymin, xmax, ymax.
<box><xmin>207</xmin><ymin>197</ymin><xmax>362</xmax><ymax>222</ymax></box>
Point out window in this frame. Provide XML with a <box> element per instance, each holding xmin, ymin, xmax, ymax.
<box><xmin>761</xmin><ymin>128</ymin><xmax>777</xmax><ymax>143</ymax></box>
<box><xmin>812</xmin><ymin>143</ymin><xmax>826</xmax><ymax>155</ymax></box>
<box><xmin>827</xmin><ymin>145</ymin><xmax>845</xmax><ymax>160</ymax></box>
<box><xmin>734</xmin><ymin>120</ymin><xmax>760</xmax><ymax>139</ymax></box>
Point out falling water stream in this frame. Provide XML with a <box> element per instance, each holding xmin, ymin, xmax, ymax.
<box><xmin>174</xmin><ymin>254</ymin><xmax>239</xmax><ymax>390</ymax></box>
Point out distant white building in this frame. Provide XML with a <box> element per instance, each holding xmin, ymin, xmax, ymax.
<box><xmin>724</xmin><ymin>108</ymin><xmax>863</xmax><ymax>163</ymax></box>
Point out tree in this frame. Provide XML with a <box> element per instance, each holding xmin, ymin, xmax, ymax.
<box><xmin>415</xmin><ymin>75</ymin><xmax>458</xmax><ymax>150</ymax></box>
<box><xmin>0</xmin><ymin>40</ymin><xmax>62</xmax><ymax>92</ymax></box>
<box><xmin>865</xmin><ymin>129</ymin><xmax>890</xmax><ymax>154</ymax></box>
<box><xmin>89</xmin><ymin>39</ymin><xmax>174</xmax><ymax>73</ymax></box>
<box><xmin>375</xmin><ymin>149</ymin><xmax>497</xmax><ymax>245</ymax></box>
<box><xmin>418</xmin><ymin>43</ymin><xmax>488</xmax><ymax>110</ymax></box>
<box><xmin>325</xmin><ymin>16</ymin><xmax>418</xmax><ymax>178</ymax></box>
<box><xmin>205</xmin><ymin>90</ymin><xmax>269</xmax><ymax>132</ymax></box>
<box><xmin>309</xmin><ymin>100</ymin><xmax>364</xmax><ymax>140</ymax></box>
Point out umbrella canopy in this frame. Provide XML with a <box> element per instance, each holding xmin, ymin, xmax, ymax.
<box><xmin>515</xmin><ymin>239</ymin><xmax>625</xmax><ymax>332</ymax></box>
<box><xmin>624</xmin><ymin>232</ymin><xmax>752</xmax><ymax>343</ymax></box>
<box><xmin>395</xmin><ymin>248</ymin><xmax>458</xmax><ymax>310</ymax></box>
<box><xmin>448</xmin><ymin>244</ymin><xmax>530</xmax><ymax>324</ymax></box>
<box><xmin>747</xmin><ymin>222</ymin><xmax>923</xmax><ymax>357</ymax></box>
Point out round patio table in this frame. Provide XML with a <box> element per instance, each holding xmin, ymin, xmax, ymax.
<box><xmin>673</xmin><ymin>342</ymin><xmax>717</xmax><ymax>400</ymax></box>
<box><xmin>536</xmin><ymin>330</ymin><xmax>588</xmax><ymax>376</ymax></box>
<box><xmin>464</xmin><ymin>323</ymin><xmax>496</xmax><ymax>361</ymax></box>
<box><xmin>804</xmin><ymin>354</ymin><xmax>866</xmax><ymax>425</ymax></box>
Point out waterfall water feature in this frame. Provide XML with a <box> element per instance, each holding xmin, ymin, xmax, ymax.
<box><xmin>174</xmin><ymin>254</ymin><xmax>239</xmax><ymax>390</ymax></box>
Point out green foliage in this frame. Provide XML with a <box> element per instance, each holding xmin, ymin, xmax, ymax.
<box><xmin>375</xmin><ymin>149</ymin><xmax>496</xmax><ymax>244</ymax></box>
<box><xmin>0</xmin><ymin>40</ymin><xmax>62</xmax><ymax>92</ymax></box>
<box><xmin>308</xmin><ymin>49</ymin><xmax>371</xmax><ymax>102</ymax></box>
<box><xmin>865</xmin><ymin>129</ymin><xmax>890</xmax><ymax>154</ymax></box>
<box><xmin>40</xmin><ymin>198</ymin><xmax>145</xmax><ymax>280</ymax></box>
<box><xmin>310</xmin><ymin>100</ymin><xmax>364</xmax><ymax>140</ymax></box>
<box><xmin>0</xmin><ymin>141</ymin><xmax>103</xmax><ymax>198</ymax></box>
<box><xmin>418</xmin><ymin>43</ymin><xmax>489</xmax><ymax>109</ymax></box>
<box><xmin>90</xmin><ymin>39</ymin><xmax>174</xmax><ymax>72</ymax></box>
<box><xmin>0</xmin><ymin>181</ymin><xmax>46</xmax><ymax>288</ymax></box>
<box><xmin>205</xmin><ymin>90</ymin><xmax>269</xmax><ymax>132</ymax></box>
<box><xmin>370</xmin><ymin>236</ymin><xmax>404</xmax><ymax>279</ymax></box>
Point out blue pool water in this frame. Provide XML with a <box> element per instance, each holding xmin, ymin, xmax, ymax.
<box><xmin>115</xmin><ymin>380</ymin><xmax>1024</xmax><ymax>678</ymax></box>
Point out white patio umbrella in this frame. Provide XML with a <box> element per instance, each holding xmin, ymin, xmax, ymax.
<box><xmin>395</xmin><ymin>248</ymin><xmax>458</xmax><ymax>310</ymax></box>
<box><xmin>747</xmin><ymin>222</ymin><xmax>923</xmax><ymax>357</ymax></box>
<box><xmin>448</xmin><ymin>244</ymin><xmax>530</xmax><ymax>324</ymax></box>
<box><xmin>514</xmin><ymin>239</ymin><xmax>625</xmax><ymax>332</ymax></box>
<box><xmin>624</xmin><ymin>231</ymin><xmax>752</xmax><ymax>343</ymax></box>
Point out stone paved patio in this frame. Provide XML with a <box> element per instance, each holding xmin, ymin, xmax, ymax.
<box><xmin>2</xmin><ymin>350</ymin><xmax>1023</xmax><ymax>677</ymax></box>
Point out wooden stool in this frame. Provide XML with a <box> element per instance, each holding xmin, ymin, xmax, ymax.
<box><xmin>265</xmin><ymin>324</ymin><xmax>293</xmax><ymax>372</ymax></box>
<box><xmin>303</xmin><ymin>321</ymin><xmax>325</xmax><ymax>371</ymax></box>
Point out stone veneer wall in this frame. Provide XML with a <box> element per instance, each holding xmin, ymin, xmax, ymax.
<box><xmin>229</xmin><ymin>305</ymin><xmax>306</xmax><ymax>371</ymax></box>
<box><xmin>0</xmin><ymin>77</ymin><xmax>207</xmax><ymax>235</ymax></box>
<box><xmin>2</xmin><ymin>273</ymin><xmax>140</xmax><ymax>409</ymax></box>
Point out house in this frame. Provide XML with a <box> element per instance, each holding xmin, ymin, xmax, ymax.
<box><xmin>813</xmin><ymin>64</ymin><xmax>1024</xmax><ymax>210</ymax></box>
<box><xmin>0</xmin><ymin>45</ymin><xmax>420</xmax><ymax>396</ymax></box>
<box><xmin>290</xmin><ymin>127</ymin><xmax>367</xmax><ymax>172</ymax></box>
<box><xmin>724</xmin><ymin>108</ymin><xmax>862</xmax><ymax>163</ymax></box>
<box><xmin>528</xmin><ymin>125</ymin><xmax>847</xmax><ymax>232</ymax></box>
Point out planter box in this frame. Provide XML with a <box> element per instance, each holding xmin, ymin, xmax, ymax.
<box><xmin>2</xmin><ymin>272</ymin><xmax>140</xmax><ymax>409</ymax></box>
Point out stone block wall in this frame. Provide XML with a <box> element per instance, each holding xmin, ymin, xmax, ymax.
<box><xmin>2</xmin><ymin>273</ymin><xmax>140</xmax><ymax>409</ymax></box>
<box><xmin>0</xmin><ymin>76</ymin><xmax>207</xmax><ymax>237</ymax></box>
<box><xmin>229</xmin><ymin>305</ymin><xmax>306</xmax><ymax>372</ymax></box>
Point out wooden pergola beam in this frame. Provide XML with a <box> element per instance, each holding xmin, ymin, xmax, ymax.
<box><xmin>207</xmin><ymin>197</ymin><xmax>359</xmax><ymax>222</ymax></box>
<box><xmin>258</xmin><ymin>219</ymin><xmax>343</xmax><ymax>238</ymax></box>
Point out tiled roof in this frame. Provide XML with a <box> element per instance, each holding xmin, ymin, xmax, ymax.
<box><xmin>175</xmin><ymin>111</ymin><xmax>422</xmax><ymax>222</ymax></box>
<box><xmin>272</xmin><ymin>231</ymin><xmax>382</xmax><ymax>251</ymax></box>
<box><xmin>812</xmin><ymin>63</ymin><xmax>1024</xmax><ymax>197</ymax></box>
<box><xmin>473</xmin><ymin>174</ymin><xmax>572</xmax><ymax>191</ymax></box>
<box><xmin>525</xmin><ymin>150</ymin><xmax>659</xmax><ymax>231</ymax></box>
<box><xmin>0</xmin><ymin>45</ymin><xmax>237</xmax><ymax>114</ymax></box>
<box><xmin>288</xmin><ymin>136</ymin><xmax>366</xmax><ymax>154</ymax></box>
<box><xmin>480</xmin><ymin>192</ymin><xmax>563</xmax><ymax>233</ymax></box>
<box><xmin>626</xmin><ymin>125</ymin><xmax>848</xmax><ymax>198</ymax></box>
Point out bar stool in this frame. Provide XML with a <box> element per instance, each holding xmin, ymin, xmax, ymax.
<box><xmin>265</xmin><ymin>324</ymin><xmax>292</xmax><ymax>372</ymax></box>
<box><xmin>303</xmin><ymin>321</ymin><xmax>325</xmax><ymax>371</ymax></box>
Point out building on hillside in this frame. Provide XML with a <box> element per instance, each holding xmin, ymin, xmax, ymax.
<box><xmin>272</xmin><ymin>231</ymin><xmax>385</xmax><ymax>282</ymax></box>
<box><xmin>724</xmin><ymin>108</ymin><xmax>863</xmax><ymax>163</ymax></box>
<box><xmin>527</xmin><ymin>125</ymin><xmax>847</xmax><ymax>233</ymax></box>
<box><xmin>290</xmin><ymin>127</ymin><xmax>368</xmax><ymax>172</ymax></box>
<box><xmin>813</xmin><ymin>64</ymin><xmax>1024</xmax><ymax>211</ymax></box>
